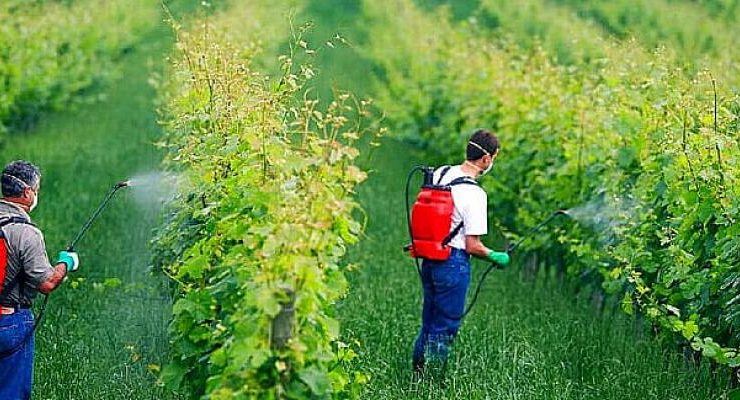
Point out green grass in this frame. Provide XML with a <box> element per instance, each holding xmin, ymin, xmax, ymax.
<box><xmin>0</xmin><ymin>2</ymin><xmax>197</xmax><ymax>398</ymax></box>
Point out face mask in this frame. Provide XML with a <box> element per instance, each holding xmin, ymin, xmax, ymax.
<box><xmin>29</xmin><ymin>190</ymin><xmax>38</xmax><ymax>212</ymax></box>
<box><xmin>481</xmin><ymin>160</ymin><xmax>494</xmax><ymax>176</ymax></box>
<box><xmin>468</xmin><ymin>141</ymin><xmax>495</xmax><ymax>176</ymax></box>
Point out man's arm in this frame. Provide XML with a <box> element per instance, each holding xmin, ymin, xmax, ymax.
<box><xmin>462</xmin><ymin>188</ymin><xmax>491</xmax><ymax>258</ymax></box>
<box><xmin>465</xmin><ymin>235</ymin><xmax>490</xmax><ymax>258</ymax></box>
<box><xmin>466</xmin><ymin>234</ymin><xmax>511</xmax><ymax>265</ymax></box>
<box><xmin>20</xmin><ymin>226</ymin><xmax>67</xmax><ymax>294</ymax></box>
<box><xmin>38</xmin><ymin>264</ymin><xmax>67</xmax><ymax>294</ymax></box>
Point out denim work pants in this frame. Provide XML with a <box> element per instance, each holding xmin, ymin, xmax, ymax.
<box><xmin>0</xmin><ymin>309</ymin><xmax>34</xmax><ymax>400</ymax></box>
<box><xmin>413</xmin><ymin>248</ymin><xmax>471</xmax><ymax>366</ymax></box>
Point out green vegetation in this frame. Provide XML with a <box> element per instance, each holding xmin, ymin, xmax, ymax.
<box><xmin>0</xmin><ymin>0</ymin><xmax>158</xmax><ymax>133</ymax></box>
<box><xmin>364</xmin><ymin>0</ymin><xmax>740</xmax><ymax>374</ymax></box>
<box><xmin>695</xmin><ymin>0</ymin><xmax>740</xmax><ymax>20</ymax></box>
<box><xmin>548</xmin><ymin>0</ymin><xmax>740</xmax><ymax>84</ymax></box>
<box><xmin>548</xmin><ymin>0</ymin><xmax>738</xmax><ymax>57</ymax></box>
<box><xmin>476</xmin><ymin>0</ymin><xmax>612</xmax><ymax>65</ymax></box>
<box><xmin>1</xmin><ymin>0</ymin><xmax>737</xmax><ymax>398</ymax></box>
<box><xmin>151</xmin><ymin>2</ymin><xmax>377</xmax><ymax>397</ymax></box>
<box><xmin>420</xmin><ymin>0</ymin><xmax>739</xmax><ymax>85</ymax></box>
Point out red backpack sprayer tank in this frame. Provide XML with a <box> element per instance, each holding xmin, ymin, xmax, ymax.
<box><xmin>0</xmin><ymin>179</ymin><xmax>131</xmax><ymax>360</ymax></box>
<box><xmin>404</xmin><ymin>165</ymin><xmax>572</xmax><ymax>320</ymax></box>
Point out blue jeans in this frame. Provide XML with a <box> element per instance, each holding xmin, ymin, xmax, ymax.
<box><xmin>0</xmin><ymin>309</ymin><xmax>34</xmax><ymax>400</ymax></box>
<box><xmin>413</xmin><ymin>248</ymin><xmax>471</xmax><ymax>366</ymax></box>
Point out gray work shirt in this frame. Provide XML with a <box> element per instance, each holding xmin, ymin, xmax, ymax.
<box><xmin>0</xmin><ymin>200</ymin><xmax>54</xmax><ymax>306</ymax></box>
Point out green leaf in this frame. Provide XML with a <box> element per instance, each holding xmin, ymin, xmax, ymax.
<box><xmin>681</xmin><ymin>320</ymin><xmax>699</xmax><ymax>340</ymax></box>
<box><xmin>160</xmin><ymin>361</ymin><xmax>188</xmax><ymax>391</ymax></box>
<box><xmin>255</xmin><ymin>287</ymin><xmax>281</xmax><ymax>317</ymax></box>
<box><xmin>298</xmin><ymin>366</ymin><xmax>331</xmax><ymax>396</ymax></box>
<box><xmin>103</xmin><ymin>277</ymin><xmax>122</xmax><ymax>288</ymax></box>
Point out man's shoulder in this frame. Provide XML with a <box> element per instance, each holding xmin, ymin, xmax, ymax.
<box><xmin>452</xmin><ymin>182</ymin><xmax>486</xmax><ymax>196</ymax></box>
<box><xmin>1</xmin><ymin>218</ymin><xmax>42</xmax><ymax>240</ymax></box>
<box><xmin>435</xmin><ymin>164</ymin><xmax>468</xmax><ymax>182</ymax></box>
<box><xmin>450</xmin><ymin>179</ymin><xmax>486</xmax><ymax>205</ymax></box>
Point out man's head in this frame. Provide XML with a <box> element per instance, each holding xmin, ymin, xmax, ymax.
<box><xmin>465</xmin><ymin>129</ymin><xmax>499</xmax><ymax>176</ymax></box>
<box><xmin>2</xmin><ymin>160</ymin><xmax>41</xmax><ymax>213</ymax></box>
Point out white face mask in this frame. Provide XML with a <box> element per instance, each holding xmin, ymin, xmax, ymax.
<box><xmin>481</xmin><ymin>160</ymin><xmax>494</xmax><ymax>176</ymax></box>
<box><xmin>468</xmin><ymin>141</ymin><xmax>495</xmax><ymax>176</ymax></box>
<box><xmin>29</xmin><ymin>190</ymin><xmax>38</xmax><ymax>212</ymax></box>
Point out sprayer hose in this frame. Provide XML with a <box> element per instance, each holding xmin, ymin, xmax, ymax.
<box><xmin>405</xmin><ymin>166</ymin><xmax>427</xmax><ymax>277</ymax></box>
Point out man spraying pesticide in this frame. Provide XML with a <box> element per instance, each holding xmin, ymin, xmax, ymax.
<box><xmin>405</xmin><ymin>129</ymin><xmax>511</xmax><ymax>376</ymax></box>
<box><xmin>0</xmin><ymin>160</ymin><xmax>129</xmax><ymax>399</ymax></box>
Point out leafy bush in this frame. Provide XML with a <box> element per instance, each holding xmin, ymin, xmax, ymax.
<box><xmin>547</xmin><ymin>0</ymin><xmax>740</xmax><ymax>85</ymax></box>
<box><xmin>423</xmin><ymin>0</ymin><xmax>740</xmax><ymax>87</ymax></box>
<box><xmin>152</xmin><ymin>6</ymin><xmax>376</xmax><ymax>398</ymax></box>
<box><xmin>0</xmin><ymin>0</ymin><xmax>157</xmax><ymax>132</ymax></box>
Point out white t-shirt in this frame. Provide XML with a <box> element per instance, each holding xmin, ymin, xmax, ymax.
<box><xmin>432</xmin><ymin>165</ymin><xmax>488</xmax><ymax>250</ymax></box>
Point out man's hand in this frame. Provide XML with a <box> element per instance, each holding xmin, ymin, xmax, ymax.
<box><xmin>487</xmin><ymin>250</ymin><xmax>510</xmax><ymax>267</ymax></box>
<box><xmin>57</xmin><ymin>250</ymin><xmax>79</xmax><ymax>272</ymax></box>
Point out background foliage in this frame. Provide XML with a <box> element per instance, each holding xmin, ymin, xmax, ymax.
<box><xmin>0</xmin><ymin>0</ymin><xmax>157</xmax><ymax>133</ymax></box>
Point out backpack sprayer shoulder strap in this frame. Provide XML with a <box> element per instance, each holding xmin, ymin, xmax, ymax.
<box><xmin>0</xmin><ymin>216</ymin><xmax>35</xmax><ymax>231</ymax></box>
<box><xmin>435</xmin><ymin>165</ymin><xmax>452</xmax><ymax>185</ymax></box>
<box><xmin>441</xmin><ymin>176</ymin><xmax>479</xmax><ymax>247</ymax></box>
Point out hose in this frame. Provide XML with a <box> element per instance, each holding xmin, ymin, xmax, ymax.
<box><xmin>405</xmin><ymin>166</ymin><xmax>427</xmax><ymax>277</ymax></box>
<box><xmin>453</xmin><ymin>209</ymin><xmax>569</xmax><ymax>320</ymax></box>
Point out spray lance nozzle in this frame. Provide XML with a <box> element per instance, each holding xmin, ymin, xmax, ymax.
<box><xmin>115</xmin><ymin>180</ymin><xmax>130</xmax><ymax>189</ymax></box>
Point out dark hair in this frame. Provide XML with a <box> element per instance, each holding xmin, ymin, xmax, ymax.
<box><xmin>2</xmin><ymin>160</ymin><xmax>41</xmax><ymax>197</ymax></box>
<box><xmin>466</xmin><ymin>129</ymin><xmax>499</xmax><ymax>160</ymax></box>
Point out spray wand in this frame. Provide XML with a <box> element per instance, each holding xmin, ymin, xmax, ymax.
<box><xmin>506</xmin><ymin>209</ymin><xmax>570</xmax><ymax>254</ymax></box>
<box><xmin>66</xmin><ymin>180</ymin><xmax>130</xmax><ymax>252</ymax></box>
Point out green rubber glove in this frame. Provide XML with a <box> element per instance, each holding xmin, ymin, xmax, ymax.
<box><xmin>487</xmin><ymin>250</ymin><xmax>510</xmax><ymax>266</ymax></box>
<box><xmin>57</xmin><ymin>250</ymin><xmax>80</xmax><ymax>272</ymax></box>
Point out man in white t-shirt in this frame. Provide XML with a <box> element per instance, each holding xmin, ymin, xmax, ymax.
<box><xmin>412</xmin><ymin>129</ymin><xmax>510</xmax><ymax>375</ymax></box>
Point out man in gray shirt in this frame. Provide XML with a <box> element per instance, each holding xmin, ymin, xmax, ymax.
<box><xmin>0</xmin><ymin>160</ymin><xmax>79</xmax><ymax>400</ymax></box>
